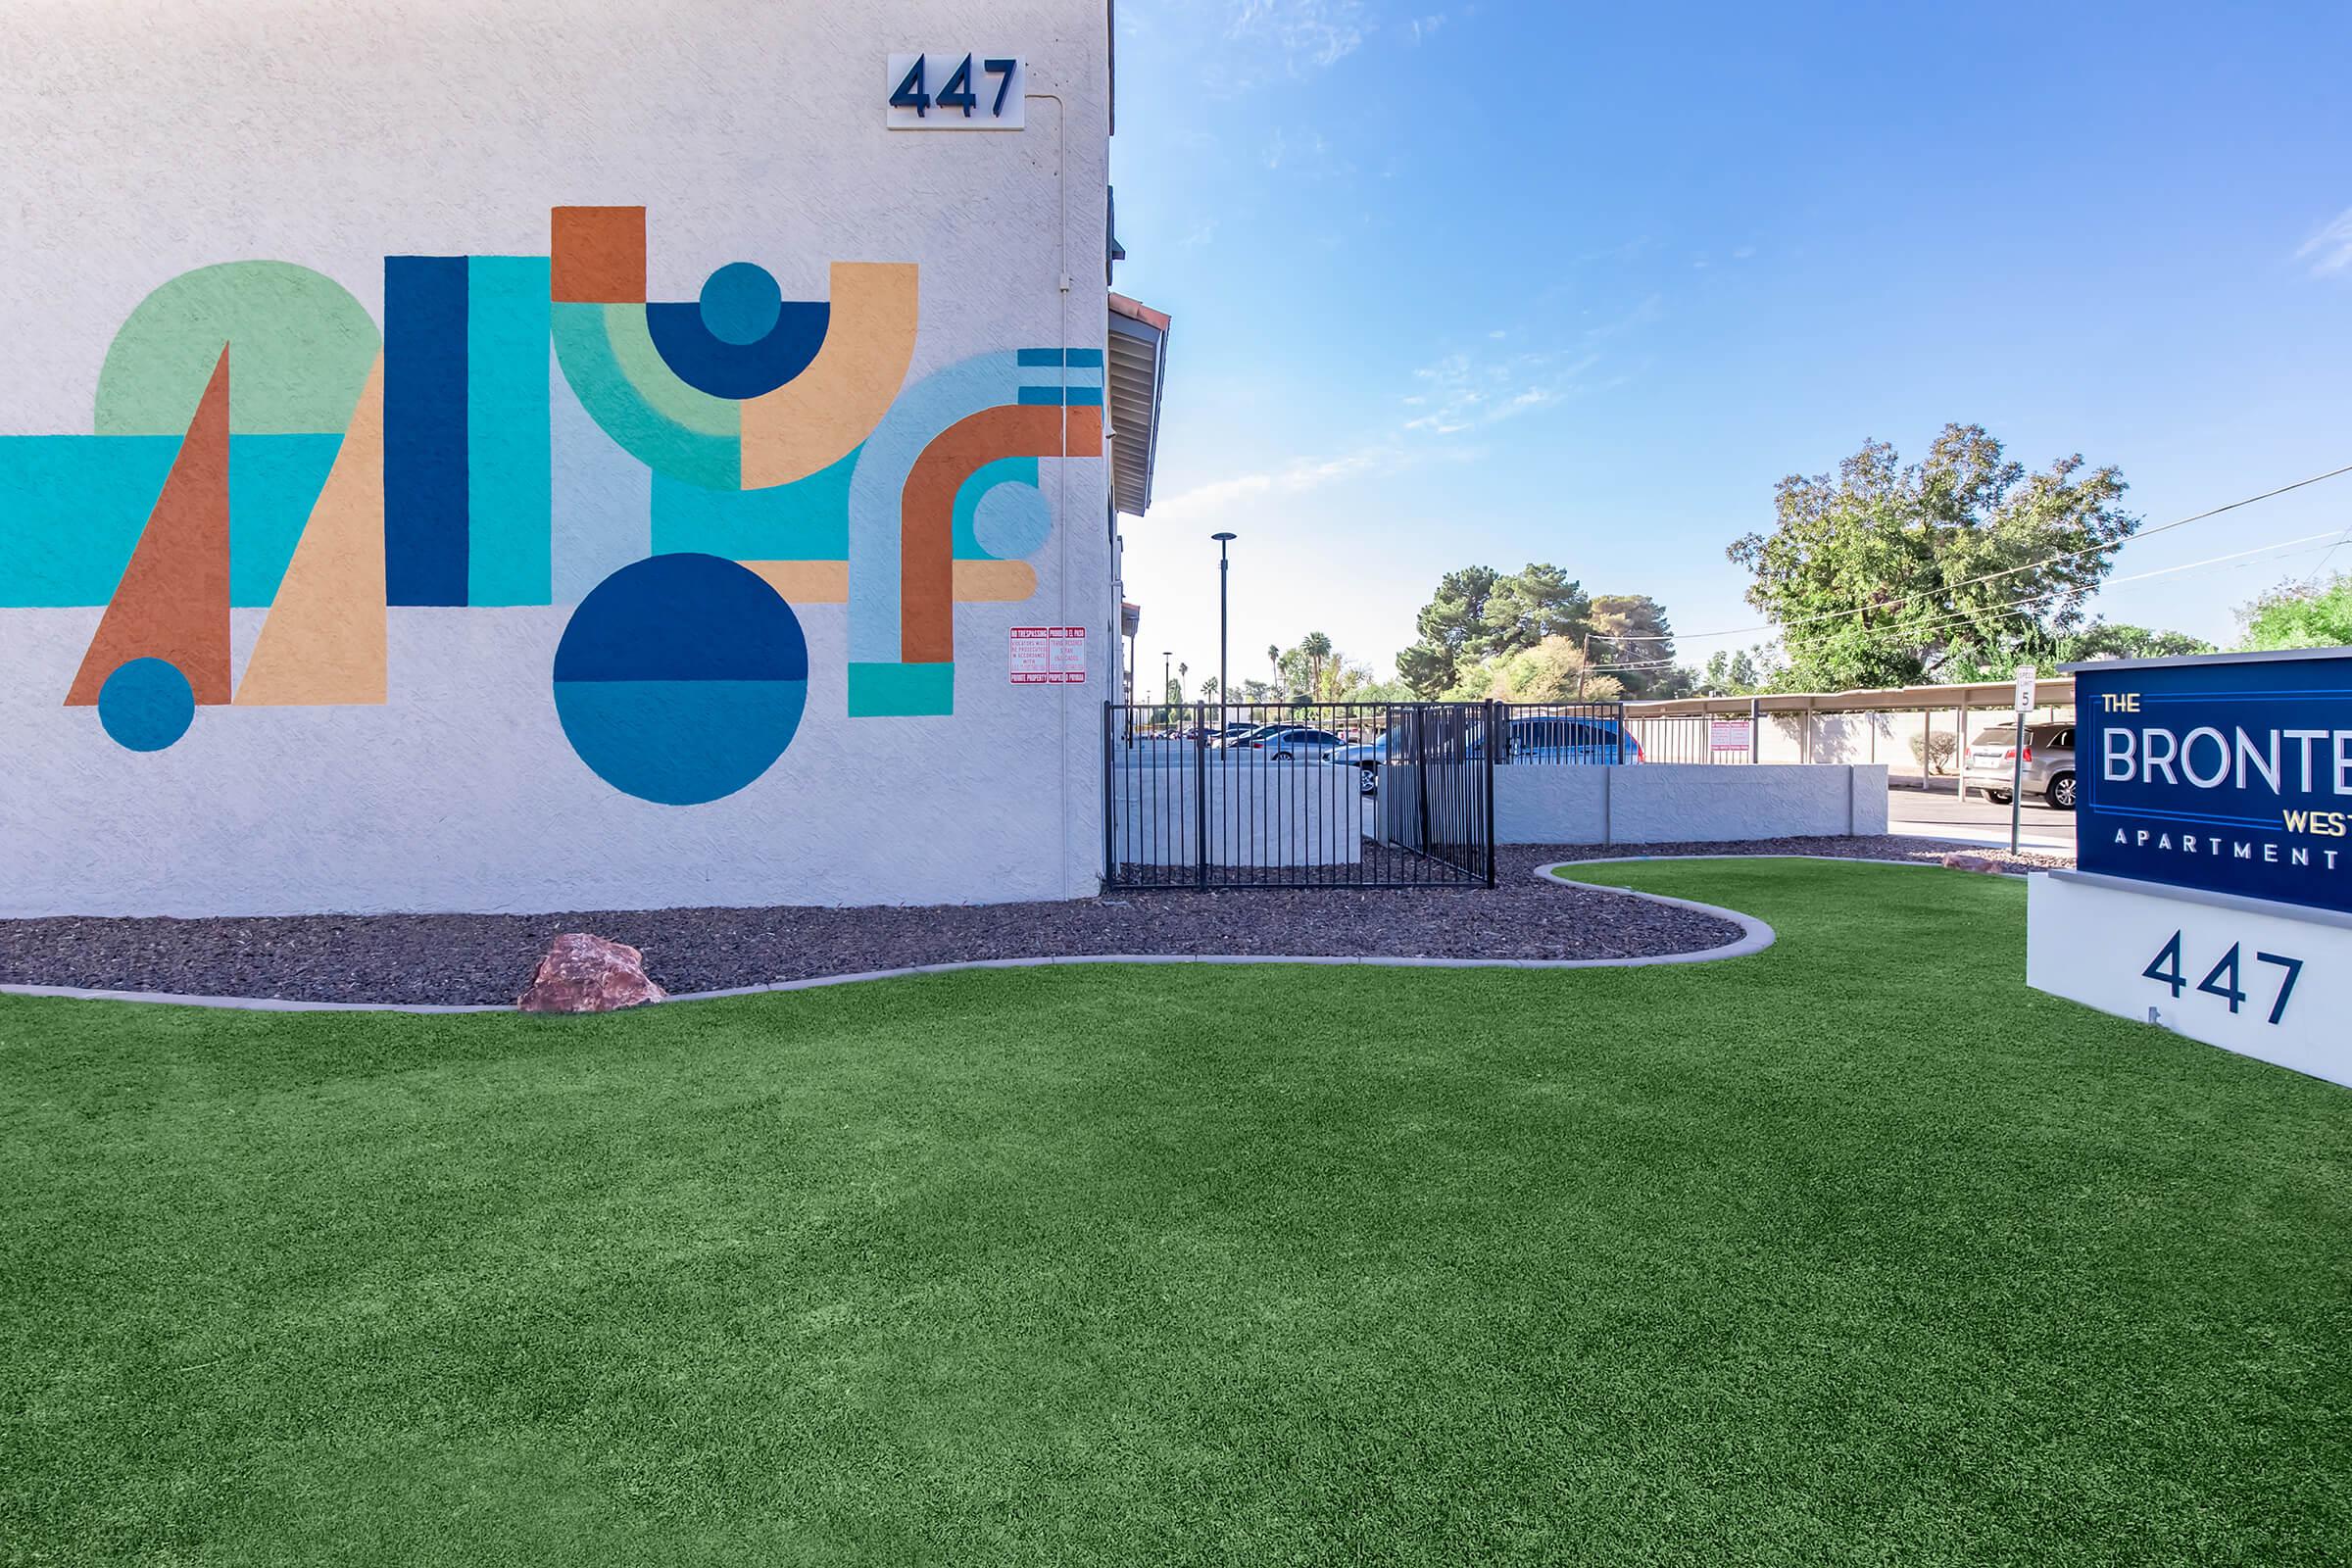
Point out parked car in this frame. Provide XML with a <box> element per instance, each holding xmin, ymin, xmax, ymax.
<box><xmin>1470</xmin><ymin>715</ymin><xmax>1644</xmax><ymax>764</ymax></box>
<box><xmin>1326</xmin><ymin>734</ymin><xmax>1389</xmax><ymax>792</ymax></box>
<box><xmin>1228</xmin><ymin>725</ymin><xmax>1346</xmax><ymax>761</ymax></box>
<box><xmin>1967</xmin><ymin>722</ymin><xmax>2076</xmax><ymax>809</ymax></box>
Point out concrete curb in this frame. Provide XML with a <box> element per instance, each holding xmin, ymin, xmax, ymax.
<box><xmin>0</xmin><ymin>859</ymin><xmax>1800</xmax><ymax>1014</ymax></box>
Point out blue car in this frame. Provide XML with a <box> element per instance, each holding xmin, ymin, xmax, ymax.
<box><xmin>1479</xmin><ymin>715</ymin><xmax>1643</xmax><ymax>764</ymax></box>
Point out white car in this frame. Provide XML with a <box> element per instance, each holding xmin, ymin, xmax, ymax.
<box><xmin>1225</xmin><ymin>725</ymin><xmax>1346</xmax><ymax>761</ymax></box>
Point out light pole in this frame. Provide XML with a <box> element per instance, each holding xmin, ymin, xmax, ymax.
<box><xmin>1161</xmin><ymin>650</ymin><xmax>1172</xmax><ymax>729</ymax></box>
<box><xmin>1212</xmin><ymin>531</ymin><xmax>1236</xmax><ymax>731</ymax></box>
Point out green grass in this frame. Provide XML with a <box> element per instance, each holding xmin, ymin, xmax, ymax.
<box><xmin>4</xmin><ymin>859</ymin><xmax>2349</xmax><ymax>1566</ymax></box>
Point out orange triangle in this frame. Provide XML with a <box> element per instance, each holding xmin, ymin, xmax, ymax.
<box><xmin>66</xmin><ymin>347</ymin><xmax>233</xmax><ymax>707</ymax></box>
<box><xmin>236</xmin><ymin>356</ymin><xmax>388</xmax><ymax>705</ymax></box>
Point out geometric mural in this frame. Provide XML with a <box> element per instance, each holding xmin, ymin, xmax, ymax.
<box><xmin>236</xmin><ymin>358</ymin><xmax>388</xmax><ymax>706</ymax></box>
<box><xmin>551</xmin><ymin>552</ymin><xmax>808</xmax><ymax>805</ymax></box>
<box><xmin>0</xmin><ymin>205</ymin><xmax>1106</xmax><ymax>802</ymax></box>
<box><xmin>65</xmin><ymin>347</ymin><xmax>234</xmax><ymax>722</ymax></box>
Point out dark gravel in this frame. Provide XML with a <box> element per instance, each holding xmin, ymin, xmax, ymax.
<box><xmin>0</xmin><ymin>837</ymin><xmax>2064</xmax><ymax>1006</ymax></box>
<box><xmin>0</xmin><ymin>846</ymin><xmax>1729</xmax><ymax>1006</ymax></box>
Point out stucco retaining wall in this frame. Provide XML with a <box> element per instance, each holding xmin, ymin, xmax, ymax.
<box><xmin>1494</xmin><ymin>763</ymin><xmax>1889</xmax><ymax>845</ymax></box>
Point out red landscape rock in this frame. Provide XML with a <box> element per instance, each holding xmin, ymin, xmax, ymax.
<box><xmin>1939</xmin><ymin>852</ymin><xmax>2007</xmax><ymax>875</ymax></box>
<box><xmin>516</xmin><ymin>933</ymin><xmax>666</xmax><ymax>1013</ymax></box>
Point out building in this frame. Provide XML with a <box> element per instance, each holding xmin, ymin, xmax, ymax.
<box><xmin>0</xmin><ymin>0</ymin><xmax>1168</xmax><ymax>915</ymax></box>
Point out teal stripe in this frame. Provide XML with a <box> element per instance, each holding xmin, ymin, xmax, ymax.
<box><xmin>0</xmin><ymin>433</ymin><xmax>336</xmax><ymax>607</ymax></box>
<box><xmin>1015</xmin><ymin>348</ymin><xmax>1104</xmax><ymax>368</ymax></box>
<box><xmin>466</xmin><ymin>256</ymin><xmax>554</xmax><ymax>605</ymax></box>
<box><xmin>1015</xmin><ymin>385</ymin><xmax>1103</xmax><ymax>406</ymax></box>
<box><xmin>652</xmin><ymin>445</ymin><xmax>857</xmax><ymax>561</ymax></box>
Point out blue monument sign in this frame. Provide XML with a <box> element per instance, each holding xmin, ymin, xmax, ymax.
<box><xmin>2071</xmin><ymin>648</ymin><xmax>2352</xmax><ymax>916</ymax></box>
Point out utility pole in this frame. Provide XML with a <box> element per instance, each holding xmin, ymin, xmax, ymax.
<box><xmin>1213</xmin><ymin>532</ymin><xmax>1236</xmax><ymax>735</ymax></box>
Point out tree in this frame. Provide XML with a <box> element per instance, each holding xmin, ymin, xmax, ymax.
<box><xmin>1396</xmin><ymin>564</ymin><xmax>1595</xmax><ymax>696</ymax></box>
<box><xmin>1697</xmin><ymin>646</ymin><xmax>1768</xmax><ymax>696</ymax></box>
<box><xmin>1200</xmin><ymin>675</ymin><xmax>1220</xmax><ymax>703</ymax></box>
<box><xmin>1396</xmin><ymin>565</ymin><xmax>1500</xmax><ymax>696</ymax></box>
<box><xmin>2051</xmin><ymin>621</ymin><xmax>2215</xmax><ymax>663</ymax></box>
<box><xmin>1588</xmin><ymin>594</ymin><xmax>1685</xmax><ymax>698</ymax></box>
<box><xmin>2236</xmin><ymin>573</ymin><xmax>2352</xmax><ymax>651</ymax></box>
<box><xmin>1448</xmin><ymin>636</ymin><xmax>1625</xmax><ymax>703</ymax></box>
<box><xmin>1480</xmin><ymin>564</ymin><xmax>1591</xmax><ymax>655</ymax></box>
<box><xmin>1726</xmin><ymin>424</ymin><xmax>2136</xmax><ymax>691</ymax></box>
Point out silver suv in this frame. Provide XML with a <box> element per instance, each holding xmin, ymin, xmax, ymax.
<box><xmin>1968</xmin><ymin>722</ymin><xmax>2077</xmax><ymax>810</ymax></box>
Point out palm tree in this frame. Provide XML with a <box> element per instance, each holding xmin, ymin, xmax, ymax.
<box><xmin>1299</xmin><ymin>632</ymin><xmax>1334</xmax><ymax>701</ymax></box>
<box><xmin>1176</xmin><ymin>662</ymin><xmax>1188</xmax><ymax>705</ymax></box>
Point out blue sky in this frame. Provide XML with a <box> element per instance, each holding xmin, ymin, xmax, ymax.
<box><xmin>1107</xmin><ymin>0</ymin><xmax>2352</xmax><ymax>689</ymax></box>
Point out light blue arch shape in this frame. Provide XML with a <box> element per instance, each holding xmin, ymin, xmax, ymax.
<box><xmin>846</xmin><ymin>350</ymin><xmax>1025</xmax><ymax>664</ymax></box>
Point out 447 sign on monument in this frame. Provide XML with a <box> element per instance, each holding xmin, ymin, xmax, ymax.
<box><xmin>2026</xmin><ymin>647</ymin><xmax>2352</xmax><ymax>1088</ymax></box>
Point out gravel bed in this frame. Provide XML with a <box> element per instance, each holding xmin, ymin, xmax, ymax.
<box><xmin>0</xmin><ymin>846</ymin><xmax>1738</xmax><ymax>1006</ymax></box>
<box><xmin>0</xmin><ymin>837</ymin><xmax>2067</xmax><ymax>1007</ymax></box>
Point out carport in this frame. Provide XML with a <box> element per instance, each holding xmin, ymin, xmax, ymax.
<box><xmin>1627</xmin><ymin>677</ymin><xmax>2079</xmax><ymax>800</ymax></box>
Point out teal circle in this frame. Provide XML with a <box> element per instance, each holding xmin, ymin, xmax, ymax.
<box><xmin>97</xmin><ymin>658</ymin><xmax>195</xmax><ymax>752</ymax></box>
<box><xmin>698</xmin><ymin>263</ymin><xmax>783</xmax><ymax>346</ymax></box>
<box><xmin>973</xmin><ymin>481</ymin><xmax>1054</xmax><ymax>560</ymax></box>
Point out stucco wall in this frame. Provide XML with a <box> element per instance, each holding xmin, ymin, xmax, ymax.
<box><xmin>1109</xmin><ymin>765</ymin><xmax>1357</xmax><ymax>868</ymax></box>
<box><xmin>0</xmin><ymin>0</ymin><xmax>1114</xmax><ymax>915</ymax></box>
<box><xmin>1494</xmin><ymin>764</ymin><xmax>1890</xmax><ymax>845</ymax></box>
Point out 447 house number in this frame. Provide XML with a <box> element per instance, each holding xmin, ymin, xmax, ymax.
<box><xmin>2141</xmin><ymin>931</ymin><xmax>2306</xmax><ymax>1026</ymax></box>
<box><xmin>886</xmin><ymin>53</ymin><xmax>1026</xmax><ymax>129</ymax></box>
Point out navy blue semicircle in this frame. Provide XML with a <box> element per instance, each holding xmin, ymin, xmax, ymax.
<box><xmin>644</xmin><ymin>301</ymin><xmax>831</xmax><ymax>400</ymax></box>
<box><xmin>554</xmin><ymin>553</ymin><xmax>809</xmax><ymax>683</ymax></box>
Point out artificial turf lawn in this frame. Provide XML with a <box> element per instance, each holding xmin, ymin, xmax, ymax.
<box><xmin>3</xmin><ymin>860</ymin><xmax>2348</xmax><ymax>1566</ymax></box>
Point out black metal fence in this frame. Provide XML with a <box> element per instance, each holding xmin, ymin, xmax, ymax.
<box><xmin>1102</xmin><ymin>701</ymin><xmax>1495</xmax><ymax>889</ymax></box>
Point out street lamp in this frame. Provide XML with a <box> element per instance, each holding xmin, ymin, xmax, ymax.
<box><xmin>1211</xmin><ymin>531</ymin><xmax>1237</xmax><ymax>730</ymax></box>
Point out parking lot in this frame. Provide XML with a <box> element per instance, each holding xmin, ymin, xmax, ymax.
<box><xmin>1888</xmin><ymin>778</ymin><xmax>2075</xmax><ymax>855</ymax></box>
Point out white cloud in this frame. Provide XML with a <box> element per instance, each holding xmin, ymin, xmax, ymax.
<box><xmin>1150</xmin><ymin>435</ymin><xmax>1490</xmax><ymax>523</ymax></box>
<box><xmin>2297</xmin><ymin>207</ymin><xmax>2352</xmax><ymax>277</ymax></box>
<box><xmin>1260</xmin><ymin>125</ymin><xmax>1353</xmax><ymax>179</ymax></box>
<box><xmin>1408</xmin><ymin>13</ymin><xmax>1446</xmax><ymax>44</ymax></box>
<box><xmin>1227</xmin><ymin>0</ymin><xmax>1368</xmax><ymax>73</ymax></box>
<box><xmin>1401</xmin><ymin>346</ymin><xmax>1600</xmax><ymax>434</ymax></box>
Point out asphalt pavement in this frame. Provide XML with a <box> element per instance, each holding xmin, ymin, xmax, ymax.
<box><xmin>1887</xmin><ymin>779</ymin><xmax>2075</xmax><ymax>855</ymax></box>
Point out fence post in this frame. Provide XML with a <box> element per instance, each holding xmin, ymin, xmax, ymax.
<box><xmin>1194</xmin><ymin>701</ymin><xmax>1208</xmax><ymax>890</ymax></box>
<box><xmin>1747</xmin><ymin>696</ymin><xmax>1760</xmax><ymax>764</ymax></box>
<box><xmin>1482</xmin><ymin>700</ymin><xmax>1498</xmax><ymax>886</ymax></box>
<box><xmin>1100</xmin><ymin>701</ymin><xmax>1115</xmax><ymax>885</ymax></box>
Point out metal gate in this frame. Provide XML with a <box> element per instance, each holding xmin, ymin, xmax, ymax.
<box><xmin>1101</xmin><ymin>701</ymin><xmax>1495</xmax><ymax>889</ymax></box>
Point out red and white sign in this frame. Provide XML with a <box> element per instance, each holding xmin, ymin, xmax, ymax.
<box><xmin>1709</xmin><ymin>719</ymin><xmax>1752</xmax><ymax>752</ymax></box>
<box><xmin>1010</xmin><ymin>626</ymin><xmax>1087</xmax><ymax>685</ymax></box>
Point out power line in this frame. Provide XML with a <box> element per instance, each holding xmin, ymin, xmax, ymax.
<box><xmin>1599</xmin><ymin>459</ymin><xmax>2352</xmax><ymax>644</ymax></box>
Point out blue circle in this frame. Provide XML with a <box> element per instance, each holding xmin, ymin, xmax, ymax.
<box><xmin>553</xmin><ymin>555</ymin><xmax>808</xmax><ymax>806</ymax></box>
<box><xmin>972</xmin><ymin>481</ymin><xmax>1054</xmax><ymax>560</ymax></box>
<box><xmin>97</xmin><ymin>658</ymin><xmax>195</xmax><ymax>752</ymax></box>
<box><xmin>697</xmin><ymin>263</ymin><xmax>783</xmax><ymax>347</ymax></box>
